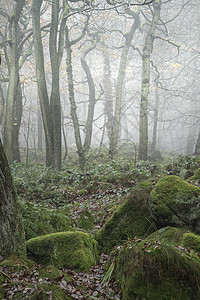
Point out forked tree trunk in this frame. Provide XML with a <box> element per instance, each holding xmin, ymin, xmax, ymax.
<box><xmin>0</xmin><ymin>138</ymin><xmax>26</xmax><ymax>257</ymax></box>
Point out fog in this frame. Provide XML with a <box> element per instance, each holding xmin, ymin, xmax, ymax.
<box><xmin>0</xmin><ymin>0</ymin><xmax>200</xmax><ymax>166</ymax></box>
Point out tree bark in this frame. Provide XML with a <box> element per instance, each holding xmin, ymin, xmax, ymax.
<box><xmin>32</xmin><ymin>0</ymin><xmax>53</xmax><ymax>167</ymax></box>
<box><xmin>0</xmin><ymin>82</ymin><xmax>5</xmax><ymax>126</ymax></box>
<box><xmin>109</xmin><ymin>10</ymin><xmax>140</xmax><ymax>159</ymax></box>
<box><xmin>138</xmin><ymin>0</ymin><xmax>161</xmax><ymax>160</ymax></box>
<box><xmin>12</xmin><ymin>80</ymin><xmax>22</xmax><ymax>162</ymax></box>
<box><xmin>65</xmin><ymin>26</ymin><xmax>85</xmax><ymax>168</ymax></box>
<box><xmin>49</xmin><ymin>0</ymin><xmax>61</xmax><ymax>170</ymax></box>
<box><xmin>194</xmin><ymin>131</ymin><xmax>200</xmax><ymax>156</ymax></box>
<box><xmin>81</xmin><ymin>34</ymin><xmax>99</xmax><ymax>153</ymax></box>
<box><xmin>0</xmin><ymin>138</ymin><xmax>26</xmax><ymax>257</ymax></box>
<box><xmin>102</xmin><ymin>48</ymin><xmax>113</xmax><ymax>145</ymax></box>
<box><xmin>3</xmin><ymin>0</ymin><xmax>25</xmax><ymax>163</ymax></box>
<box><xmin>150</xmin><ymin>82</ymin><xmax>159</xmax><ymax>153</ymax></box>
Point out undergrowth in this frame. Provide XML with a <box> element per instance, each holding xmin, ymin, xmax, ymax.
<box><xmin>11</xmin><ymin>151</ymin><xmax>200</xmax><ymax>241</ymax></box>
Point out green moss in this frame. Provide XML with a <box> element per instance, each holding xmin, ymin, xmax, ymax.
<box><xmin>26</xmin><ymin>231</ymin><xmax>99</xmax><ymax>271</ymax></box>
<box><xmin>181</xmin><ymin>232</ymin><xmax>200</xmax><ymax>253</ymax></box>
<box><xmin>113</xmin><ymin>238</ymin><xmax>200</xmax><ymax>300</ymax></box>
<box><xmin>39</xmin><ymin>265</ymin><xmax>71</xmax><ymax>282</ymax></box>
<box><xmin>150</xmin><ymin>175</ymin><xmax>200</xmax><ymax>230</ymax></box>
<box><xmin>150</xmin><ymin>175</ymin><xmax>200</xmax><ymax>210</ymax></box>
<box><xmin>147</xmin><ymin>226</ymin><xmax>200</xmax><ymax>254</ymax></box>
<box><xmin>187</xmin><ymin>167</ymin><xmax>200</xmax><ymax>181</ymax></box>
<box><xmin>0</xmin><ymin>255</ymin><xmax>35</xmax><ymax>271</ymax></box>
<box><xmin>79</xmin><ymin>209</ymin><xmax>94</xmax><ymax>229</ymax></box>
<box><xmin>95</xmin><ymin>181</ymin><xmax>155</xmax><ymax>253</ymax></box>
<box><xmin>147</xmin><ymin>226</ymin><xmax>188</xmax><ymax>245</ymax></box>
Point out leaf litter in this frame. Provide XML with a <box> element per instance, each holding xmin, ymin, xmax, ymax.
<box><xmin>0</xmin><ymin>253</ymin><xmax>121</xmax><ymax>299</ymax></box>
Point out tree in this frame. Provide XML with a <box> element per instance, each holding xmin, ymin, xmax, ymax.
<box><xmin>138</xmin><ymin>0</ymin><xmax>161</xmax><ymax>160</ymax></box>
<box><xmin>109</xmin><ymin>8</ymin><xmax>140</xmax><ymax>158</ymax></box>
<box><xmin>0</xmin><ymin>1</ymin><xmax>33</xmax><ymax>163</ymax></box>
<box><xmin>65</xmin><ymin>16</ymin><xmax>89</xmax><ymax>168</ymax></box>
<box><xmin>0</xmin><ymin>137</ymin><xmax>26</xmax><ymax>257</ymax></box>
<box><xmin>102</xmin><ymin>44</ymin><xmax>113</xmax><ymax>145</ymax></box>
<box><xmin>3</xmin><ymin>0</ymin><xmax>25</xmax><ymax>163</ymax></box>
<box><xmin>81</xmin><ymin>31</ymin><xmax>101</xmax><ymax>152</ymax></box>
<box><xmin>32</xmin><ymin>0</ymin><xmax>67</xmax><ymax>169</ymax></box>
<box><xmin>150</xmin><ymin>81</ymin><xmax>159</xmax><ymax>153</ymax></box>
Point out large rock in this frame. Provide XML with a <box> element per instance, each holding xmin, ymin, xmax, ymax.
<box><xmin>95</xmin><ymin>181</ymin><xmax>155</xmax><ymax>253</ymax></box>
<box><xmin>111</xmin><ymin>227</ymin><xmax>200</xmax><ymax>299</ymax></box>
<box><xmin>187</xmin><ymin>167</ymin><xmax>200</xmax><ymax>182</ymax></box>
<box><xmin>148</xmin><ymin>226</ymin><xmax>200</xmax><ymax>252</ymax></box>
<box><xmin>26</xmin><ymin>231</ymin><xmax>99</xmax><ymax>271</ymax></box>
<box><xmin>150</xmin><ymin>175</ymin><xmax>200</xmax><ymax>233</ymax></box>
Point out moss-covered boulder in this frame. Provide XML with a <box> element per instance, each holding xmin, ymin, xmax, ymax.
<box><xmin>187</xmin><ymin>167</ymin><xmax>200</xmax><ymax>182</ymax></box>
<box><xmin>112</xmin><ymin>233</ymin><xmax>200</xmax><ymax>299</ymax></box>
<box><xmin>95</xmin><ymin>181</ymin><xmax>155</xmax><ymax>253</ymax></box>
<box><xmin>148</xmin><ymin>226</ymin><xmax>200</xmax><ymax>252</ymax></box>
<box><xmin>147</xmin><ymin>226</ymin><xmax>187</xmax><ymax>245</ymax></box>
<box><xmin>150</xmin><ymin>175</ymin><xmax>200</xmax><ymax>233</ymax></box>
<box><xmin>26</xmin><ymin>231</ymin><xmax>99</xmax><ymax>271</ymax></box>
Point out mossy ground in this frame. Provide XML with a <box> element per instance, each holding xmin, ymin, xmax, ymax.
<box><xmin>0</xmin><ymin>253</ymin><xmax>120</xmax><ymax>299</ymax></box>
<box><xmin>26</xmin><ymin>231</ymin><xmax>99</xmax><ymax>271</ymax></box>
<box><xmin>95</xmin><ymin>181</ymin><xmax>155</xmax><ymax>253</ymax></box>
<box><xmin>0</xmin><ymin>256</ymin><xmax>68</xmax><ymax>299</ymax></box>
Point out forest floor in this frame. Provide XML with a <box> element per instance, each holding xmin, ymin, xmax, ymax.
<box><xmin>1</xmin><ymin>161</ymin><xmax>129</xmax><ymax>299</ymax></box>
<box><xmin>2</xmin><ymin>153</ymin><xmax>198</xmax><ymax>299</ymax></box>
<box><xmin>1</xmin><ymin>252</ymin><xmax>121</xmax><ymax>299</ymax></box>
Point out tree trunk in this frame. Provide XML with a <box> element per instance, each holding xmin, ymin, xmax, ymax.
<box><xmin>102</xmin><ymin>48</ymin><xmax>113</xmax><ymax>144</ymax></box>
<box><xmin>0</xmin><ymin>138</ymin><xmax>26</xmax><ymax>257</ymax></box>
<box><xmin>65</xmin><ymin>26</ymin><xmax>85</xmax><ymax>168</ymax></box>
<box><xmin>194</xmin><ymin>131</ymin><xmax>200</xmax><ymax>156</ymax></box>
<box><xmin>12</xmin><ymin>80</ymin><xmax>22</xmax><ymax>162</ymax></box>
<box><xmin>37</xmin><ymin>99</ymin><xmax>43</xmax><ymax>152</ymax></box>
<box><xmin>81</xmin><ymin>36</ymin><xmax>98</xmax><ymax>153</ymax></box>
<box><xmin>138</xmin><ymin>0</ymin><xmax>161</xmax><ymax>161</ymax></box>
<box><xmin>109</xmin><ymin>10</ymin><xmax>140</xmax><ymax>159</ymax></box>
<box><xmin>62</xmin><ymin>108</ymin><xmax>68</xmax><ymax>161</ymax></box>
<box><xmin>150</xmin><ymin>82</ymin><xmax>159</xmax><ymax>153</ymax></box>
<box><xmin>3</xmin><ymin>0</ymin><xmax>25</xmax><ymax>163</ymax></box>
<box><xmin>0</xmin><ymin>83</ymin><xmax>5</xmax><ymax>126</ymax></box>
<box><xmin>49</xmin><ymin>0</ymin><xmax>61</xmax><ymax>170</ymax></box>
<box><xmin>32</xmin><ymin>0</ymin><xmax>54</xmax><ymax>167</ymax></box>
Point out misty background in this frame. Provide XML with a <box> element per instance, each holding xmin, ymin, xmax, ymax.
<box><xmin>0</xmin><ymin>0</ymin><xmax>200</xmax><ymax>168</ymax></box>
